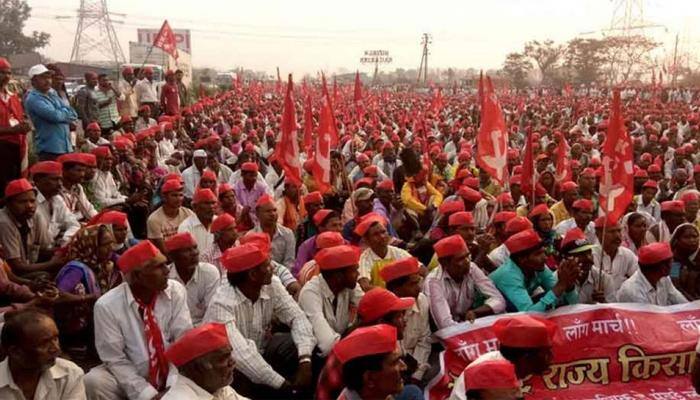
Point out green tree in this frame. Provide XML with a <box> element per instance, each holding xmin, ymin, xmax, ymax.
<box><xmin>565</xmin><ymin>38</ymin><xmax>607</xmax><ymax>85</ymax></box>
<box><xmin>523</xmin><ymin>39</ymin><xmax>564</xmax><ymax>85</ymax></box>
<box><xmin>0</xmin><ymin>0</ymin><xmax>50</xmax><ymax>56</ymax></box>
<box><xmin>502</xmin><ymin>52</ymin><xmax>532</xmax><ymax>89</ymax></box>
<box><xmin>599</xmin><ymin>35</ymin><xmax>659</xmax><ymax>85</ymax></box>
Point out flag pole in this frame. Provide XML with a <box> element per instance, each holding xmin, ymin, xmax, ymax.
<box><xmin>597</xmin><ymin>213</ymin><xmax>608</xmax><ymax>293</ymax></box>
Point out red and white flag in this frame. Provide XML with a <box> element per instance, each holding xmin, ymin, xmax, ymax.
<box><xmin>599</xmin><ymin>89</ymin><xmax>634</xmax><ymax>222</ymax></box>
<box><xmin>272</xmin><ymin>74</ymin><xmax>302</xmax><ymax>186</ymax></box>
<box><xmin>554</xmin><ymin>134</ymin><xmax>572</xmax><ymax>183</ymax></box>
<box><xmin>476</xmin><ymin>76</ymin><xmax>508</xmax><ymax>184</ymax></box>
<box><xmin>430</xmin><ymin>87</ymin><xmax>444</xmax><ymax>113</ymax></box>
<box><xmin>303</xmin><ymin>94</ymin><xmax>314</xmax><ymax>156</ymax></box>
<box><xmin>311</xmin><ymin>91</ymin><xmax>334</xmax><ymax>193</ymax></box>
<box><xmin>320</xmin><ymin>74</ymin><xmax>338</xmax><ymax>147</ymax></box>
<box><xmin>153</xmin><ymin>20</ymin><xmax>179</xmax><ymax>59</ymax></box>
<box><xmin>353</xmin><ymin>71</ymin><xmax>364</xmax><ymax>120</ymax></box>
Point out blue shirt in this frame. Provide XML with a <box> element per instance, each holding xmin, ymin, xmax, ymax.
<box><xmin>24</xmin><ymin>88</ymin><xmax>77</xmax><ymax>154</ymax></box>
<box><xmin>489</xmin><ymin>258</ymin><xmax>578</xmax><ymax>312</ymax></box>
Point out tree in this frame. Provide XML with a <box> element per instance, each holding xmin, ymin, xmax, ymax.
<box><xmin>523</xmin><ymin>39</ymin><xmax>564</xmax><ymax>85</ymax></box>
<box><xmin>599</xmin><ymin>35</ymin><xmax>659</xmax><ymax>85</ymax></box>
<box><xmin>0</xmin><ymin>0</ymin><xmax>50</xmax><ymax>56</ymax></box>
<box><xmin>565</xmin><ymin>38</ymin><xmax>607</xmax><ymax>85</ymax></box>
<box><xmin>502</xmin><ymin>52</ymin><xmax>532</xmax><ymax>89</ymax></box>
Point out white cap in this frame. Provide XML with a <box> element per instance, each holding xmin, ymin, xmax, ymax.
<box><xmin>28</xmin><ymin>64</ymin><xmax>50</xmax><ymax>78</ymax></box>
<box><xmin>193</xmin><ymin>149</ymin><xmax>208</xmax><ymax>158</ymax></box>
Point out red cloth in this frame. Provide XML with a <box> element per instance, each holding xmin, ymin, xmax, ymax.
<box><xmin>0</xmin><ymin>91</ymin><xmax>25</xmax><ymax>145</ymax></box>
<box><xmin>433</xmin><ymin>234</ymin><xmax>467</xmax><ymax>258</ymax></box>
<box><xmin>134</xmin><ymin>295</ymin><xmax>169</xmax><ymax>391</ymax></box>
<box><xmin>160</xmin><ymin>82</ymin><xmax>180</xmax><ymax>116</ymax></box>
<box><xmin>492</xmin><ymin>315</ymin><xmax>557</xmax><ymax>348</ymax></box>
<box><xmin>165</xmin><ymin>322</ymin><xmax>228</xmax><ymax>367</ymax></box>
<box><xmin>475</xmin><ymin>76</ymin><xmax>508</xmax><ymax>184</ymax></box>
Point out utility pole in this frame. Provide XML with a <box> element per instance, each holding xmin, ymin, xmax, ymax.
<box><xmin>671</xmin><ymin>33</ymin><xmax>679</xmax><ymax>88</ymax></box>
<box><xmin>70</xmin><ymin>0</ymin><xmax>126</xmax><ymax>65</ymax></box>
<box><xmin>417</xmin><ymin>33</ymin><xmax>431</xmax><ymax>85</ymax></box>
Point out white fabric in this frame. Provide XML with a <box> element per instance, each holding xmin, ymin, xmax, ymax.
<box><xmin>92</xmin><ymin>170</ymin><xmax>127</xmax><ymax>208</ymax></box>
<box><xmin>401</xmin><ymin>293</ymin><xmax>431</xmax><ymax>380</ymax></box>
<box><xmin>162</xmin><ymin>375</ymin><xmax>249</xmax><ymax>400</ymax></box>
<box><xmin>616</xmin><ymin>271</ymin><xmax>688</xmax><ymax>305</ymax></box>
<box><xmin>0</xmin><ymin>358</ymin><xmax>86</xmax><ymax>400</ymax></box>
<box><xmin>592</xmin><ymin>246</ymin><xmax>639</xmax><ymax>292</ymax></box>
<box><xmin>168</xmin><ymin>262</ymin><xmax>221</xmax><ymax>326</ymax></box>
<box><xmin>36</xmin><ymin>191</ymin><xmax>80</xmax><ymax>246</ymax></box>
<box><xmin>178</xmin><ymin>215</ymin><xmax>215</xmax><ymax>265</ymax></box>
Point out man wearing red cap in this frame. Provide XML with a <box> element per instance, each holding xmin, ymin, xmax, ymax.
<box><xmin>165</xmin><ymin>232</ymin><xmax>220</xmax><ymax>326</ymax></box>
<box><xmin>293</xmin><ymin>209</ymin><xmax>343</xmax><ymax>276</ymax></box>
<box><xmin>85</xmin><ymin>240</ymin><xmax>193</xmax><ymax>399</ymax></box>
<box><xmin>490</xmin><ymin>230</ymin><xmax>580</xmax><ymax>312</ymax></box>
<box><xmin>486</xmin><ymin>216</ymin><xmax>533</xmax><ymax>269</ymax></box>
<box><xmin>162</xmin><ymin>323</ymin><xmax>246</xmax><ymax>399</ymax></box>
<box><xmin>549</xmin><ymin>181</ymin><xmax>579</xmax><ymax>226</ymax></box>
<box><xmin>0</xmin><ymin>57</ymin><xmax>31</xmax><ymax>192</ymax></box>
<box><xmin>178</xmin><ymin>189</ymin><xmax>218</xmax><ymax>264</ymax></box>
<box><xmin>252</xmin><ymin>195</ymin><xmax>296</xmax><ymax>270</ymax></box>
<box><xmin>147</xmin><ymin>178</ymin><xmax>194</xmax><ymax>253</ymax></box>
<box><xmin>276</xmin><ymin>178</ymin><xmax>305</xmax><ymax>231</ymax></box>
<box><xmin>234</xmin><ymin>161</ymin><xmax>272</xmax><ymax>227</ymax></box>
<box><xmin>92</xmin><ymin>146</ymin><xmax>130</xmax><ymax>209</ymax></box>
<box><xmin>31</xmin><ymin>161</ymin><xmax>80</xmax><ymax>247</ymax></box>
<box><xmin>635</xmin><ymin>179</ymin><xmax>661</xmax><ymax>223</ymax></box>
<box><xmin>58</xmin><ymin>154</ymin><xmax>98</xmax><ymax>222</ymax></box>
<box><xmin>461</xmin><ymin>359</ymin><xmax>521</xmax><ymax>400</ymax></box>
<box><xmin>558</xmin><ymin>228</ymin><xmax>616</xmax><ymax>303</ymax></box>
<box><xmin>203</xmin><ymin>243</ymin><xmax>315</xmax><ymax>398</ymax></box>
<box><xmin>356</xmin><ymin>214</ymin><xmax>414</xmax><ymax>289</ymax></box>
<box><xmin>593</xmin><ymin>217</ymin><xmax>639</xmax><ymax>292</ymax></box>
<box><xmin>647</xmin><ymin>200</ymin><xmax>687</xmax><ymax>243</ymax></box>
<box><xmin>134</xmin><ymin>67</ymin><xmax>159</xmax><ymax>116</ymax></box>
<box><xmin>134</xmin><ymin>104</ymin><xmax>156</xmax><ymax>131</ymax></box>
<box><xmin>160</xmin><ymin>70</ymin><xmax>180</xmax><ymax>116</ymax></box>
<box><xmin>295</xmin><ymin>191</ymin><xmax>325</xmax><ymax>246</ymax></box>
<box><xmin>617</xmin><ymin>242</ymin><xmax>687</xmax><ymax>305</ymax></box>
<box><xmin>554</xmin><ymin>199</ymin><xmax>597</xmax><ymax>245</ymax></box>
<box><xmin>117</xmin><ymin>66</ymin><xmax>137</xmax><ymax>118</ymax></box>
<box><xmin>425</xmin><ymin>235</ymin><xmax>505</xmax><ymax>328</ymax></box>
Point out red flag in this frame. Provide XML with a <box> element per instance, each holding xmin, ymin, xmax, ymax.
<box><xmin>152</xmin><ymin>20</ymin><xmax>179</xmax><ymax>59</ymax></box>
<box><xmin>430</xmin><ymin>87</ymin><xmax>444</xmax><ymax>113</ymax></box>
<box><xmin>476</xmin><ymin>76</ymin><xmax>509</xmax><ymax>184</ymax></box>
<box><xmin>303</xmin><ymin>94</ymin><xmax>314</xmax><ymax>155</ymax></box>
<box><xmin>271</xmin><ymin>74</ymin><xmax>303</xmax><ymax>186</ymax></box>
<box><xmin>311</xmin><ymin>91</ymin><xmax>334</xmax><ymax>193</ymax></box>
<box><xmin>321</xmin><ymin>74</ymin><xmax>338</xmax><ymax>146</ymax></box>
<box><xmin>276</xmin><ymin>67</ymin><xmax>282</xmax><ymax>94</ymax></box>
<box><xmin>521</xmin><ymin>131</ymin><xmax>535</xmax><ymax>194</ymax></box>
<box><xmin>353</xmin><ymin>71</ymin><xmax>364</xmax><ymax>121</ymax></box>
<box><xmin>554</xmin><ymin>135</ymin><xmax>572</xmax><ymax>184</ymax></box>
<box><xmin>564</xmin><ymin>83</ymin><xmax>573</xmax><ymax>97</ymax></box>
<box><xmin>599</xmin><ymin>89</ymin><xmax>634</xmax><ymax>222</ymax></box>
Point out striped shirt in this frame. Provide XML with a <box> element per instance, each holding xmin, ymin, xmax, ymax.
<box><xmin>93</xmin><ymin>89</ymin><xmax>119</xmax><ymax>128</ymax></box>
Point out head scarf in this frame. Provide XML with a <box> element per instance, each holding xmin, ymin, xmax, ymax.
<box><xmin>65</xmin><ymin>224</ymin><xmax>117</xmax><ymax>293</ymax></box>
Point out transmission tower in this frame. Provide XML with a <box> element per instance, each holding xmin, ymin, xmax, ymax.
<box><xmin>416</xmin><ymin>33</ymin><xmax>431</xmax><ymax>85</ymax></box>
<box><xmin>70</xmin><ymin>0</ymin><xmax>126</xmax><ymax>65</ymax></box>
<box><xmin>607</xmin><ymin>0</ymin><xmax>665</xmax><ymax>37</ymax></box>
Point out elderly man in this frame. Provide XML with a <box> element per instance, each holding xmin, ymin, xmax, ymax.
<box><xmin>253</xmin><ymin>195</ymin><xmax>296</xmax><ymax>271</ymax></box>
<box><xmin>549</xmin><ymin>181</ymin><xmax>579</xmax><ymax>225</ymax></box>
<box><xmin>162</xmin><ymin>323</ymin><xmax>247</xmax><ymax>399</ymax></box>
<box><xmin>117</xmin><ymin>66</ymin><xmax>137</xmax><ymax>117</ymax></box>
<box><xmin>558</xmin><ymin>228</ymin><xmax>616</xmax><ymax>304</ymax></box>
<box><xmin>30</xmin><ymin>161</ymin><xmax>80</xmax><ymax>247</ymax></box>
<box><xmin>91</xmin><ymin>146</ymin><xmax>128</xmax><ymax>208</ymax></box>
<box><xmin>147</xmin><ymin>178</ymin><xmax>195</xmax><ymax>253</ymax></box>
<box><xmin>203</xmin><ymin>243</ymin><xmax>315</xmax><ymax>399</ymax></box>
<box><xmin>182</xmin><ymin>150</ymin><xmax>208</xmax><ymax>199</ymax></box>
<box><xmin>593</xmin><ymin>216</ymin><xmax>639</xmax><ymax>292</ymax></box>
<box><xmin>58</xmin><ymin>153</ymin><xmax>98</xmax><ymax>222</ymax></box>
<box><xmin>425</xmin><ymin>235</ymin><xmax>505</xmax><ymax>329</ymax></box>
<box><xmin>0</xmin><ymin>57</ymin><xmax>31</xmax><ymax>191</ymax></box>
<box><xmin>24</xmin><ymin>64</ymin><xmax>77</xmax><ymax>160</ymax></box>
<box><xmin>0</xmin><ymin>310</ymin><xmax>86</xmax><ymax>399</ymax></box>
<box><xmin>341</xmin><ymin>187</ymin><xmax>375</xmax><ymax>244</ymax></box>
<box><xmin>356</xmin><ymin>214</ymin><xmax>413</xmax><ymax>290</ymax></box>
<box><xmin>234</xmin><ymin>162</ymin><xmax>269</xmax><ymax>227</ymax></box>
<box><xmin>134</xmin><ymin>67</ymin><xmax>159</xmax><ymax>115</ymax></box>
<box><xmin>178</xmin><ymin>188</ymin><xmax>217</xmax><ymax>264</ymax></box>
<box><xmin>617</xmin><ymin>242</ymin><xmax>688</xmax><ymax>305</ymax></box>
<box><xmin>647</xmin><ymin>200</ymin><xmax>687</xmax><ymax>243</ymax></box>
<box><xmin>165</xmin><ymin>233</ymin><xmax>220</xmax><ymax>326</ymax></box>
<box><xmin>293</xmin><ymin>209</ymin><xmax>343</xmax><ymax>276</ymax></box>
<box><xmin>84</xmin><ymin>240</ymin><xmax>193</xmax><ymax>399</ymax></box>
<box><xmin>554</xmin><ymin>199</ymin><xmax>597</xmax><ymax>245</ymax></box>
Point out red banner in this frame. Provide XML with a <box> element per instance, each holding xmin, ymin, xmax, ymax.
<box><xmin>426</xmin><ymin>303</ymin><xmax>700</xmax><ymax>399</ymax></box>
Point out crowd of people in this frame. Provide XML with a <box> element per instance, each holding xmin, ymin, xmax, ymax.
<box><xmin>1</xmin><ymin>54</ymin><xmax>700</xmax><ymax>400</ymax></box>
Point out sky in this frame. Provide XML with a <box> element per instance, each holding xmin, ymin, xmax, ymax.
<box><xmin>24</xmin><ymin>0</ymin><xmax>700</xmax><ymax>76</ymax></box>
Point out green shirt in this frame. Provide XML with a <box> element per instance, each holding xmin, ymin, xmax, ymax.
<box><xmin>93</xmin><ymin>89</ymin><xmax>119</xmax><ymax>129</ymax></box>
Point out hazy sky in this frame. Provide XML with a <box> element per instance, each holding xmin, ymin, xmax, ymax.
<box><xmin>25</xmin><ymin>0</ymin><xmax>700</xmax><ymax>76</ymax></box>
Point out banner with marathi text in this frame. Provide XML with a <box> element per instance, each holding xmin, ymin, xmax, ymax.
<box><xmin>426</xmin><ymin>302</ymin><xmax>700</xmax><ymax>399</ymax></box>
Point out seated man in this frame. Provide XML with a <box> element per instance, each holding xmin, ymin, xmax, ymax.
<box><xmin>57</xmin><ymin>153</ymin><xmax>98</xmax><ymax>222</ymax></box>
<box><xmin>424</xmin><ymin>235</ymin><xmax>505</xmax><ymax>329</ymax></box>
<box><xmin>293</xmin><ymin>209</ymin><xmax>343</xmax><ymax>276</ymax></box>
<box><xmin>554</xmin><ymin>199</ymin><xmax>596</xmax><ymax>245</ymax></box>
<box><xmin>147</xmin><ymin>178</ymin><xmax>194</xmax><ymax>253</ymax></box>
<box><xmin>463</xmin><ymin>360</ymin><xmax>521</xmax><ymax>400</ymax></box>
<box><xmin>356</xmin><ymin>214</ymin><xmax>413</xmax><ymax>290</ymax></box>
<box><xmin>162</xmin><ymin>322</ymin><xmax>247</xmax><ymax>399</ymax></box>
<box><xmin>84</xmin><ymin>240</ymin><xmax>193</xmax><ymax>400</ymax></box>
<box><xmin>558</xmin><ymin>228</ymin><xmax>616</xmax><ymax>304</ymax></box>
<box><xmin>203</xmin><ymin>243</ymin><xmax>315</xmax><ymax>398</ymax></box>
<box><xmin>164</xmin><ymin>233</ymin><xmax>220</xmax><ymax>326</ymax></box>
<box><xmin>0</xmin><ymin>179</ymin><xmax>64</xmax><ymax>275</ymax></box>
<box><xmin>178</xmin><ymin>188</ymin><xmax>217</xmax><ymax>264</ymax></box>
<box><xmin>427</xmin><ymin>211</ymin><xmax>477</xmax><ymax>271</ymax></box>
<box><xmin>333</xmin><ymin>324</ymin><xmax>406</xmax><ymax>400</ymax></box>
<box><xmin>486</xmin><ymin>216</ymin><xmax>533</xmax><ymax>269</ymax></box>
<box><xmin>295</xmin><ymin>191</ymin><xmax>325</xmax><ymax>247</ymax></box>
<box><xmin>91</xmin><ymin>146</ymin><xmax>128</xmax><ymax>208</ymax></box>
<box><xmin>252</xmin><ymin>195</ymin><xmax>296</xmax><ymax>271</ymax></box>
<box><xmin>31</xmin><ymin>161</ymin><xmax>80</xmax><ymax>247</ymax></box>
<box><xmin>593</xmin><ymin>216</ymin><xmax>638</xmax><ymax>292</ymax></box>
<box><xmin>297</xmin><ymin>232</ymin><xmax>345</xmax><ymax>286</ymax></box>
<box><xmin>238</xmin><ymin>232</ymin><xmax>300</xmax><ymax>299</ymax></box>
<box><xmin>490</xmin><ymin>229</ymin><xmax>579</xmax><ymax>312</ymax></box>
<box><xmin>616</xmin><ymin>242</ymin><xmax>688</xmax><ymax>305</ymax></box>
<box><xmin>207</xmin><ymin>213</ymin><xmax>238</xmax><ymax>274</ymax></box>
<box><xmin>0</xmin><ymin>309</ymin><xmax>86</xmax><ymax>399</ymax></box>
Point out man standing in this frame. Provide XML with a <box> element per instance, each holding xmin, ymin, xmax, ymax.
<box><xmin>0</xmin><ymin>57</ymin><xmax>31</xmax><ymax>192</ymax></box>
<box><xmin>147</xmin><ymin>178</ymin><xmax>194</xmax><ymax>252</ymax></box>
<box><xmin>84</xmin><ymin>240</ymin><xmax>193</xmax><ymax>399</ymax></box>
<box><xmin>24</xmin><ymin>65</ymin><xmax>77</xmax><ymax>160</ymax></box>
<box><xmin>134</xmin><ymin>67</ymin><xmax>159</xmax><ymax>116</ymax></box>
<box><xmin>160</xmin><ymin>70</ymin><xmax>180</xmax><ymax>116</ymax></box>
<box><xmin>74</xmin><ymin>71</ymin><xmax>99</xmax><ymax>128</ymax></box>
<box><xmin>30</xmin><ymin>161</ymin><xmax>80</xmax><ymax>247</ymax></box>
<box><xmin>175</xmin><ymin>70</ymin><xmax>188</xmax><ymax>108</ymax></box>
<box><xmin>94</xmin><ymin>74</ymin><xmax>120</xmax><ymax>136</ymax></box>
<box><xmin>117</xmin><ymin>66</ymin><xmax>137</xmax><ymax>118</ymax></box>
<box><xmin>617</xmin><ymin>242</ymin><xmax>688</xmax><ymax>305</ymax></box>
<box><xmin>0</xmin><ymin>310</ymin><xmax>86</xmax><ymax>399</ymax></box>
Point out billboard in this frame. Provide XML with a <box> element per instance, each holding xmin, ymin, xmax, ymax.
<box><xmin>128</xmin><ymin>42</ymin><xmax>192</xmax><ymax>88</ymax></box>
<box><xmin>137</xmin><ymin>29</ymin><xmax>191</xmax><ymax>54</ymax></box>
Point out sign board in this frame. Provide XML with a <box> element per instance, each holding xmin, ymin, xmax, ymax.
<box><xmin>360</xmin><ymin>50</ymin><xmax>392</xmax><ymax>64</ymax></box>
<box><xmin>137</xmin><ymin>29</ymin><xmax>191</xmax><ymax>54</ymax></box>
<box><xmin>128</xmin><ymin>42</ymin><xmax>192</xmax><ymax>88</ymax></box>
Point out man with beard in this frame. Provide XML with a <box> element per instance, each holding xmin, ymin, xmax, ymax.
<box><xmin>593</xmin><ymin>217</ymin><xmax>639</xmax><ymax>292</ymax></box>
<box><xmin>0</xmin><ymin>310</ymin><xmax>86</xmax><ymax>399</ymax></box>
<box><xmin>30</xmin><ymin>161</ymin><xmax>80</xmax><ymax>247</ymax></box>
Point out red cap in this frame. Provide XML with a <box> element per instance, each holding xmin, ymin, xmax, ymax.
<box><xmin>504</xmin><ymin>229</ymin><xmax>542</xmax><ymax>254</ymax></box>
<box><xmin>439</xmin><ymin>199</ymin><xmax>466</xmax><ymax>215</ymax></box>
<box><xmin>560</xmin><ymin>227</ymin><xmax>586</xmax><ymax>249</ymax></box>
<box><xmin>376</xmin><ymin>180</ymin><xmax>395</xmax><ymax>191</ymax></box>
<box><xmin>211</xmin><ymin>213</ymin><xmax>236</xmax><ymax>233</ymax></box>
<box><xmin>638</xmin><ymin>242</ymin><xmax>673</xmax><ymax>265</ymax></box>
<box><xmin>57</xmin><ymin>153</ymin><xmax>90</xmax><ymax>166</ymax></box>
<box><xmin>113</xmin><ymin>138</ymin><xmax>134</xmax><ymax>150</ymax></box>
<box><xmin>314</xmin><ymin>245</ymin><xmax>359</xmax><ymax>270</ymax></box>
<box><xmin>86</xmin><ymin>122</ymin><xmax>101</xmax><ymax>132</ymax></box>
<box><xmin>218</xmin><ymin>183</ymin><xmax>233</xmax><ymax>195</ymax></box>
<box><xmin>255</xmin><ymin>194</ymin><xmax>275</xmax><ymax>208</ymax></box>
<box><xmin>681</xmin><ymin>191</ymin><xmax>700</xmax><ymax>204</ymax></box>
<box><xmin>192</xmin><ymin>188</ymin><xmax>217</xmax><ymax>204</ymax></box>
<box><xmin>433</xmin><ymin>234</ymin><xmax>468</xmax><ymax>258</ymax></box>
<box><xmin>92</xmin><ymin>146</ymin><xmax>112</xmax><ymax>159</ymax></box>
<box><xmin>165</xmin><ymin>232</ymin><xmax>197</xmax><ymax>253</ymax></box>
<box><xmin>448</xmin><ymin>211</ymin><xmax>475</xmax><ymax>227</ymax></box>
<box><xmin>661</xmin><ymin>200</ymin><xmax>685</xmax><ymax>213</ymax></box>
<box><xmin>4</xmin><ymin>178</ymin><xmax>34</xmax><ymax>198</ymax></box>
<box><xmin>594</xmin><ymin>214</ymin><xmax>618</xmax><ymax>229</ymax></box>
<box><xmin>634</xmin><ymin>169</ymin><xmax>648</xmax><ymax>178</ymax></box>
<box><xmin>333</xmin><ymin>324</ymin><xmax>397</xmax><ymax>364</ymax></box>
<box><xmin>303</xmin><ymin>191</ymin><xmax>323</xmax><ymax>205</ymax></box>
<box><xmin>165</xmin><ymin>323</ymin><xmax>229</xmax><ymax>367</ymax></box>
<box><xmin>312</xmin><ymin>209</ymin><xmax>335</xmax><ymax>227</ymax></box>
<box><xmin>117</xmin><ymin>240</ymin><xmax>167</xmax><ymax>273</ymax></box>
<box><xmin>648</xmin><ymin>164</ymin><xmax>661</xmax><ymax>173</ymax></box>
<box><xmin>528</xmin><ymin>204</ymin><xmax>550</xmax><ymax>219</ymax></box>
<box><xmin>496</xmin><ymin>192</ymin><xmax>514</xmax><ymax>205</ymax></box>
<box><xmin>379</xmin><ymin>257</ymin><xmax>420</xmax><ymax>283</ymax></box>
<box><xmin>97</xmin><ymin>210</ymin><xmax>128</xmax><ymax>227</ymax></box>
<box><xmin>315</xmin><ymin>232</ymin><xmax>345</xmax><ymax>249</ymax></box>
<box><xmin>580</xmin><ymin>168</ymin><xmax>596</xmax><ymax>178</ymax></box>
<box><xmin>221</xmin><ymin>243</ymin><xmax>268</xmax><ymax>273</ymax></box>
<box><xmin>354</xmin><ymin>213</ymin><xmax>387</xmax><ymax>237</ymax></box>
<box><xmin>356</xmin><ymin>153</ymin><xmax>370</xmax><ymax>163</ymax></box>
<box><xmin>560</xmin><ymin>181</ymin><xmax>578</xmax><ymax>193</ymax></box>
<box><xmin>494</xmin><ymin>211</ymin><xmax>517</xmax><ymax>224</ymax></box>
<box><xmin>161</xmin><ymin>179</ymin><xmax>183</xmax><ymax>194</ymax></box>
<box><xmin>241</xmin><ymin>162</ymin><xmax>259</xmax><ymax>173</ymax></box>
<box><xmin>464</xmin><ymin>360</ymin><xmax>519</xmax><ymax>390</ymax></box>
<box><xmin>200</xmin><ymin>170</ymin><xmax>217</xmax><ymax>182</ymax></box>
<box><xmin>30</xmin><ymin>161</ymin><xmax>62</xmax><ymax>177</ymax></box>
<box><xmin>505</xmin><ymin>216</ymin><xmax>533</xmax><ymax>235</ymax></box>
<box><xmin>358</xmin><ymin>288</ymin><xmax>415</xmax><ymax>323</ymax></box>
<box><xmin>457</xmin><ymin>186</ymin><xmax>482</xmax><ymax>203</ymax></box>
<box><xmin>642</xmin><ymin>180</ymin><xmax>658</xmax><ymax>190</ymax></box>
<box><xmin>493</xmin><ymin>315</ymin><xmax>557</xmax><ymax>348</ymax></box>
<box><xmin>464</xmin><ymin>177</ymin><xmax>480</xmax><ymax>190</ymax></box>
<box><xmin>572</xmin><ymin>199</ymin><xmax>594</xmax><ymax>212</ymax></box>
<box><xmin>363</xmin><ymin>165</ymin><xmax>379</xmax><ymax>176</ymax></box>
<box><xmin>0</xmin><ymin>57</ymin><xmax>11</xmax><ymax>70</ymax></box>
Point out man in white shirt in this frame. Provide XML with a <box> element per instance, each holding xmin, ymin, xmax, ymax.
<box><xmin>636</xmin><ymin>180</ymin><xmax>661</xmax><ymax>223</ymax></box>
<box><xmin>298</xmin><ymin>244</ymin><xmax>364</xmax><ymax>356</ymax></box>
<box><xmin>558</xmin><ymin>228</ymin><xmax>616</xmax><ymax>304</ymax></box>
<box><xmin>178</xmin><ymin>188</ymin><xmax>217</xmax><ymax>264</ymax></box>
<box><xmin>91</xmin><ymin>146</ymin><xmax>127</xmax><ymax>208</ymax></box>
<box><xmin>203</xmin><ymin>243</ymin><xmax>316</xmax><ymax>399</ymax></box>
<box><xmin>30</xmin><ymin>161</ymin><xmax>80</xmax><ymax>247</ymax></box>
<box><xmin>593</xmin><ymin>217</ymin><xmax>639</xmax><ymax>292</ymax></box>
<box><xmin>165</xmin><ymin>232</ymin><xmax>220</xmax><ymax>326</ymax></box>
<box><xmin>117</xmin><ymin>66</ymin><xmax>137</xmax><ymax>118</ymax></box>
<box><xmin>134</xmin><ymin>67</ymin><xmax>159</xmax><ymax>114</ymax></box>
<box><xmin>84</xmin><ymin>240</ymin><xmax>193</xmax><ymax>400</ymax></box>
<box><xmin>554</xmin><ymin>199</ymin><xmax>596</xmax><ymax>245</ymax></box>
<box><xmin>617</xmin><ymin>242</ymin><xmax>688</xmax><ymax>305</ymax></box>
<box><xmin>355</xmin><ymin>214</ymin><xmax>413</xmax><ymax>290</ymax></box>
<box><xmin>181</xmin><ymin>150</ymin><xmax>208</xmax><ymax>199</ymax></box>
<box><xmin>163</xmin><ymin>323</ymin><xmax>248</xmax><ymax>400</ymax></box>
<box><xmin>0</xmin><ymin>309</ymin><xmax>86</xmax><ymax>400</ymax></box>
<box><xmin>58</xmin><ymin>153</ymin><xmax>98</xmax><ymax>222</ymax></box>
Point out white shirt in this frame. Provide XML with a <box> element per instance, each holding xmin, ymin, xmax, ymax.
<box><xmin>592</xmin><ymin>246</ymin><xmax>639</xmax><ymax>292</ymax></box>
<box><xmin>181</xmin><ymin>165</ymin><xmax>203</xmax><ymax>199</ymax></box>
<box><xmin>162</xmin><ymin>375</ymin><xmax>248</xmax><ymax>400</ymax></box>
<box><xmin>36</xmin><ymin>191</ymin><xmax>80</xmax><ymax>246</ymax></box>
<box><xmin>636</xmin><ymin>196</ymin><xmax>661</xmax><ymax>223</ymax></box>
<box><xmin>178</xmin><ymin>215</ymin><xmax>215</xmax><ymax>264</ymax></box>
<box><xmin>157</xmin><ymin>139</ymin><xmax>176</xmax><ymax>164</ymax></box>
<box><xmin>487</xmin><ymin>244</ymin><xmax>509</xmax><ymax>267</ymax></box>
<box><xmin>168</xmin><ymin>262</ymin><xmax>221</xmax><ymax>326</ymax></box>
<box><xmin>555</xmin><ymin>266</ymin><xmax>617</xmax><ymax>304</ymax></box>
<box><xmin>227</xmin><ymin>170</ymin><xmax>272</xmax><ymax>195</ymax></box>
<box><xmin>92</xmin><ymin>169</ymin><xmax>127</xmax><ymax>208</ymax></box>
<box><xmin>60</xmin><ymin>184</ymin><xmax>98</xmax><ymax>222</ymax></box>
<box><xmin>298</xmin><ymin>274</ymin><xmax>364</xmax><ymax>356</ymax></box>
<box><xmin>265</xmin><ymin>168</ymin><xmax>285</xmax><ymax>199</ymax></box>
<box><xmin>203</xmin><ymin>277</ymin><xmax>316</xmax><ymax>388</ymax></box>
<box><xmin>93</xmin><ymin>281</ymin><xmax>193</xmax><ymax>400</ymax></box>
<box><xmin>134</xmin><ymin>78</ymin><xmax>158</xmax><ymax>104</ymax></box>
<box><xmin>358</xmin><ymin>245</ymin><xmax>412</xmax><ymax>284</ymax></box>
<box><xmin>401</xmin><ymin>293</ymin><xmax>431</xmax><ymax>380</ymax></box>
<box><xmin>117</xmin><ymin>79</ymin><xmax>137</xmax><ymax>117</ymax></box>
<box><xmin>0</xmin><ymin>358</ymin><xmax>86</xmax><ymax>400</ymax></box>
<box><xmin>616</xmin><ymin>271</ymin><xmax>688</xmax><ymax>305</ymax></box>
<box><xmin>555</xmin><ymin>219</ymin><xmax>597</xmax><ymax>245</ymax></box>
